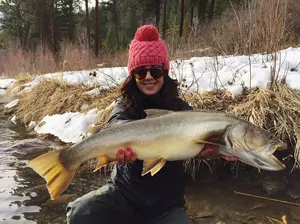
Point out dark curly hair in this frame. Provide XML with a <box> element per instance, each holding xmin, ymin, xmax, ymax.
<box><xmin>120</xmin><ymin>73</ymin><xmax>181</xmax><ymax>117</ymax></box>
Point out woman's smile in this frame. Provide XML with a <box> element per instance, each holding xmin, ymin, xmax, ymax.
<box><xmin>135</xmin><ymin>66</ymin><xmax>164</xmax><ymax>95</ymax></box>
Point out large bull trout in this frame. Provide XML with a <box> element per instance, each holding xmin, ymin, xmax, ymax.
<box><xmin>28</xmin><ymin>109</ymin><xmax>287</xmax><ymax>200</ymax></box>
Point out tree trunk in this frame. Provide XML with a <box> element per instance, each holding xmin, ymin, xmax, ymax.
<box><xmin>179</xmin><ymin>0</ymin><xmax>184</xmax><ymax>37</ymax></box>
<box><xmin>23</xmin><ymin>22</ymin><xmax>31</xmax><ymax>49</ymax></box>
<box><xmin>40</xmin><ymin>7</ymin><xmax>49</xmax><ymax>51</ymax></box>
<box><xmin>16</xmin><ymin>1</ymin><xmax>23</xmax><ymax>47</ymax></box>
<box><xmin>198</xmin><ymin>0</ymin><xmax>207</xmax><ymax>23</ymax></box>
<box><xmin>85</xmin><ymin>0</ymin><xmax>90</xmax><ymax>49</ymax></box>
<box><xmin>50</xmin><ymin>0</ymin><xmax>59</xmax><ymax>57</ymax></box>
<box><xmin>208</xmin><ymin>0</ymin><xmax>215</xmax><ymax>22</ymax></box>
<box><xmin>190</xmin><ymin>4</ymin><xmax>194</xmax><ymax>28</ymax></box>
<box><xmin>156</xmin><ymin>0</ymin><xmax>161</xmax><ymax>29</ymax></box>
<box><xmin>69</xmin><ymin>0</ymin><xmax>74</xmax><ymax>41</ymax></box>
<box><xmin>162</xmin><ymin>0</ymin><xmax>167</xmax><ymax>40</ymax></box>
<box><xmin>94</xmin><ymin>0</ymin><xmax>99</xmax><ymax>56</ymax></box>
<box><xmin>112</xmin><ymin>0</ymin><xmax>120</xmax><ymax>47</ymax></box>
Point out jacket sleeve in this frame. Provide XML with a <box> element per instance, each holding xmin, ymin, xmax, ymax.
<box><xmin>178</xmin><ymin>98</ymin><xmax>193</xmax><ymax>111</ymax></box>
<box><xmin>106</xmin><ymin>97</ymin><xmax>133</xmax><ymax>127</ymax></box>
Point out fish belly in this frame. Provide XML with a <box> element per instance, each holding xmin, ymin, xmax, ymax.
<box><xmin>131</xmin><ymin>137</ymin><xmax>203</xmax><ymax>161</ymax></box>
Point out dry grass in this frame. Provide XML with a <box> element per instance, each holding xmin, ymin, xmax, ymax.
<box><xmin>58</xmin><ymin>43</ymin><xmax>96</xmax><ymax>72</ymax></box>
<box><xmin>0</xmin><ymin>44</ymin><xmax>58</xmax><ymax>77</ymax></box>
<box><xmin>13</xmin><ymin>73</ymin><xmax>36</xmax><ymax>86</ymax></box>
<box><xmin>0</xmin><ymin>42</ymin><xmax>128</xmax><ymax>78</ymax></box>
<box><xmin>228</xmin><ymin>85</ymin><xmax>300</xmax><ymax>170</ymax></box>
<box><xmin>15</xmin><ymin>79</ymin><xmax>118</xmax><ymax>126</ymax></box>
<box><xmin>167</xmin><ymin>0</ymin><xmax>299</xmax><ymax>60</ymax></box>
<box><xmin>286</xmin><ymin>0</ymin><xmax>300</xmax><ymax>43</ymax></box>
<box><xmin>99</xmin><ymin>49</ymin><xmax>129</xmax><ymax>68</ymax></box>
<box><xmin>211</xmin><ymin>0</ymin><xmax>288</xmax><ymax>55</ymax></box>
<box><xmin>182</xmin><ymin>90</ymin><xmax>244</xmax><ymax>112</ymax></box>
<box><xmin>0</xmin><ymin>43</ymin><xmax>100</xmax><ymax>77</ymax></box>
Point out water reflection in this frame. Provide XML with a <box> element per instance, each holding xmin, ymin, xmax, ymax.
<box><xmin>0</xmin><ymin>115</ymin><xmax>51</xmax><ymax>224</ymax></box>
<box><xmin>0</xmin><ymin>114</ymin><xmax>106</xmax><ymax>224</ymax></box>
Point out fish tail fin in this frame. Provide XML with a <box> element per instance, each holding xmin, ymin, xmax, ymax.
<box><xmin>27</xmin><ymin>150</ymin><xmax>76</xmax><ymax>200</ymax></box>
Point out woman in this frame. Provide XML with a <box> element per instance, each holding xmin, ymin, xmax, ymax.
<box><xmin>66</xmin><ymin>25</ymin><xmax>224</xmax><ymax>224</ymax></box>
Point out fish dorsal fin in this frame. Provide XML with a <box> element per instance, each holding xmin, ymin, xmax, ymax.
<box><xmin>144</xmin><ymin>109</ymin><xmax>173</xmax><ymax>118</ymax></box>
<box><xmin>142</xmin><ymin>157</ymin><xmax>166</xmax><ymax>176</ymax></box>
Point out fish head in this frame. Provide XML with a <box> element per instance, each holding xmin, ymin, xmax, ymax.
<box><xmin>224</xmin><ymin>121</ymin><xmax>287</xmax><ymax>171</ymax></box>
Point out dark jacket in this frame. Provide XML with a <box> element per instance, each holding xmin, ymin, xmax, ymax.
<box><xmin>106</xmin><ymin>96</ymin><xmax>192</xmax><ymax>217</ymax></box>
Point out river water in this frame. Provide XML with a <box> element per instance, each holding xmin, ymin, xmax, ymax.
<box><xmin>0</xmin><ymin>113</ymin><xmax>108</xmax><ymax>224</ymax></box>
<box><xmin>0</xmin><ymin>114</ymin><xmax>40</xmax><ymax>223</ymax></box>
<box><xmin>0</xmin><ymin>111</ymin><xmax>300</xmax><ymax>224</ymax></box>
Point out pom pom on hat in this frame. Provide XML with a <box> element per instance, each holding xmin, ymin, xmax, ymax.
<box><xmin>134</xmin><ymin>25</ymin><xmax>159</xmax><ymax>41</ymax></box>
<box><xmin>128</xmin><ymin>25</ymin><xmax>170</xmax><ymax>74</ymax></box>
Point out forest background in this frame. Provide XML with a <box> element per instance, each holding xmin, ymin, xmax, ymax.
<box><xmin>0</xmin><ymin>0</ymin><xmax>300</xmax><ymax>77</ymax></box>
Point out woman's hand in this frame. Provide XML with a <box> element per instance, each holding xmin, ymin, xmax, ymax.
<box><xmin>197</xmin><ymin>143</ymin><xmax>219</xmax><ymax>159</ymax></box>
<box><xmin>116</xmin><ymin>146</ymin><xmax>137</xmax><ymax>165</ymax></box>
<box><xmin>196</xmin><ymin>136</ymin><xmax>238</xmax><ymax>161</ymax></box>
<box><xmin>197</xmin><ymin>145</ymin><xmax>238</xmax><ymax>161</ymax></box>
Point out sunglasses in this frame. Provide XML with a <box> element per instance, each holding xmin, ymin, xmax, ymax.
<box><xmin>132</xmin><ymin>66</ymin><xmax>166</xmax><ymax>80</ymax></box>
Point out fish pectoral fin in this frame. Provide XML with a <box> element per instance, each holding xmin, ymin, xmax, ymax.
<box><xmin>150</xmin><ymin>161</ymin><xmax>166</xmax><ymax>176</ymax></box>
<box><xmin>144</xmin><ymin>109</ymin><xmax>173</xmax><ymax>118</ymax></box>
<box><xmin>93</xmin><ymin>155</ymin><xmax>117</xmax><ymax>172</ymax></box>
<box><xmin>191</xmin><ymin>139</ymin><xmax>225</xmax><ymax>146</ymax></box>
<box><xmin>27</xmin><ymin>150</ymin><xmax>77</xmax><ymax>200</ymax></box>
<box><xmin>142</xmin><ymin>158</ymin><xmax>166</xmax><ymax>176</ymax></box>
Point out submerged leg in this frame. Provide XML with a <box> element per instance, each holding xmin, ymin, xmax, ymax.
<box><xmin>66</xmin><ymin>183</ymin><xmax>135</xmax><ymax>224</ymax></box>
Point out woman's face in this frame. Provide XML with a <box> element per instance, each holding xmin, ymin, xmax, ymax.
<box><xmin>133</xmin><ymin>65</ymin><xmax>165</xmax><ymax>96</ymax></box>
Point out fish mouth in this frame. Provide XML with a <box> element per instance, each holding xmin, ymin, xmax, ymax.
<box><xmin>270</xmin><ymin>142</ymin><xmax>287</xmax><ymax>152</ymax></box>
<box><xmin>242</xmin><ymin>142</ymin><xmax>287</xmax><ymax>171</ymax></box>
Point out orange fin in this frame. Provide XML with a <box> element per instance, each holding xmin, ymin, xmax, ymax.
<box><xmin>93</xmin><ymin>155</ymin><xmax>116</xmax><ymax>172</ymax></box>
<box><xmin>191</xmin><ymin>139</ymin><xmax>225</xmax><ymax>146</ymax></box>
<box><xmin>27</xmin><ymin>150</ymin><xmax>76</xmax><ymax>200</ymax></box>
<box><xmin>142</xmin><ymin>157</ymin><xmax>166</xmax><ymax>176</ymax></box>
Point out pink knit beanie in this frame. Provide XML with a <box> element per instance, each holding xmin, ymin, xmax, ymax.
<box><xmin>127</xmin><ymin>25</ymin><xmax>170</xmax><ymax>74</ymax></box>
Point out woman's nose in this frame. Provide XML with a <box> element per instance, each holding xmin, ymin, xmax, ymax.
<box><xmin>144</xmin><ymin>71</ymin><xmax>153</xmax><ymax>79</ymax></box>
